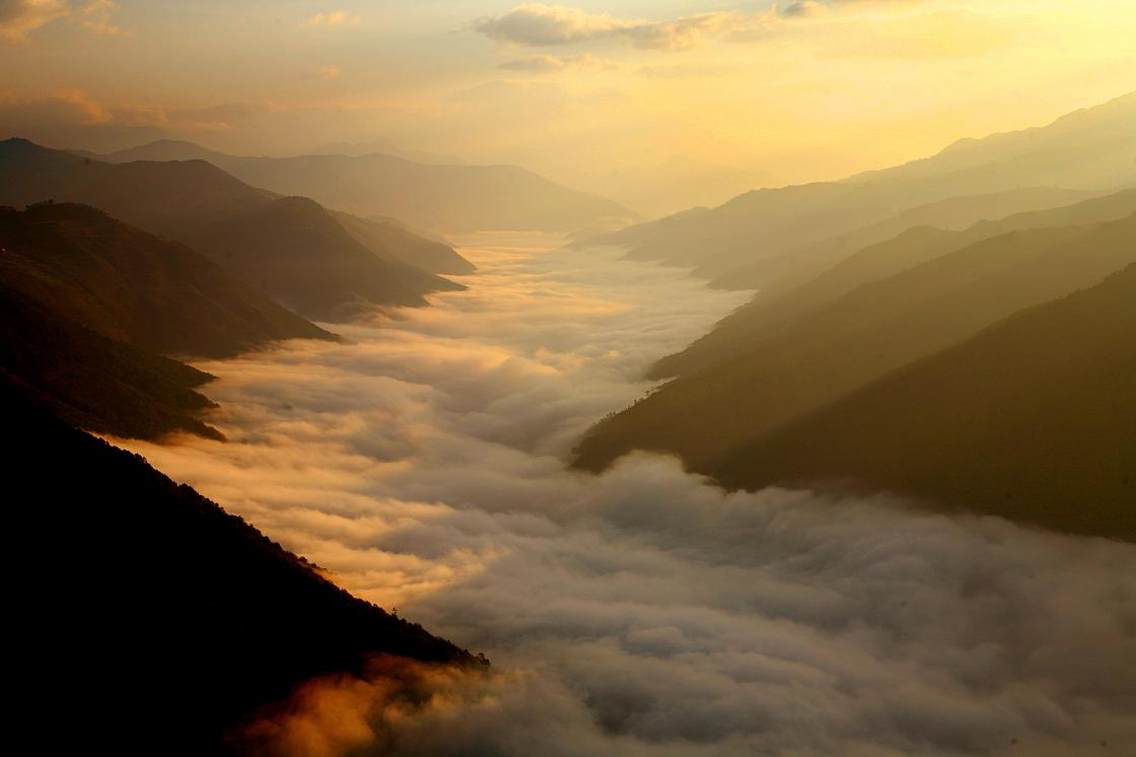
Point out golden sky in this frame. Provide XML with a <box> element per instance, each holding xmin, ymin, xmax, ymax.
<box><xmin>1</xmin><ymin>0</ymin><xmax>1134</xmax><ymax>213</ymax></box>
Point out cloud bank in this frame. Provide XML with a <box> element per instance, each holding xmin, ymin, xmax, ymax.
<box><xmin>120</xmin><ymin>234</ymin><xmax>1136</xmax><ymax>755</ymax></box>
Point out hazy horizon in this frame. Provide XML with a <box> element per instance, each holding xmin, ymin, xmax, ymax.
<box><xmin>2</xmin><ymin>1</ymin><xmax>1134</xmax><ymax>214</ymax></box>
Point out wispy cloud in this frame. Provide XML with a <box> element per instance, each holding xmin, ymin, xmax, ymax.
<box><xmin>474</xmin><ymin>4</ymin><xmax>749</xmax><ymax>51</ymax></box>
<box><xmin>498</xmin><ymin>53</ymin><xmax>610</xmax><ymax>73</ymax></box>
<box><xmin>304</xmin><ymin>9</ymin><xmax>360</xmax><ymax>28</ymax></box>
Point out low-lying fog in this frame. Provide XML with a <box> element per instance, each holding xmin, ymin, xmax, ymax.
<box><xmin>121</xmin><ymin>234</ymin><xmax>1136</xmax><ymax>756</ymax></box>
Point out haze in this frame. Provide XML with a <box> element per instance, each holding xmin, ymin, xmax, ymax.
<box><xmin>1</xmin><ymin>0</ymin><xmax>1133</xmax><ymax>214</ymax></box>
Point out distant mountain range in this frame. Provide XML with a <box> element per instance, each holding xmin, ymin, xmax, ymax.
<box><xmin>7</xmin><ymin>373</ymin><xmax>481</xmax><ymax>751</ymax></box>
<box><xmin>576</xmin><ymin>91</ymin><xmax>1136</xmax><ymax>541</ymax></box>
<box><xmin>96</xmin><ymin>139</ymin><xmax>637</xmax><ymax>233</ymax></box>
<box><xmin>592</xmin><ymin>91</ymin><xmax>1136</xmax><ymax>286</ymax></box>
<box><xmin>0</xmin><ymin>138</ymin><xmax>471</xmax><ymax>320</ymax></box>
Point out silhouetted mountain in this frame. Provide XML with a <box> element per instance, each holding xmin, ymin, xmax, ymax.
<box><xmin>0</xmin><ymin>287</ymin><xmax>221</xmax><ymax>440</ymax></box>
<box><xmin>575</xmin><ymin>214</ymin><xmax>1136</xmax><ymax>477</ymax></box>
<box><xmin>101</xmin><ymin>139</ymin><xmax>637</xmax><ymax>233</ymax></box>
<box><xmin>654</xmin><ymin>189</ymin><xmax>1136</xmax><ymax>379</ymax></box>
<box><xmin>594</xmin><ymin>91</ymin><xmax>1135</xmax><ymax>283</ymax></box>
<box><xmin>0</xmin><ymin>202</ymin><xmax>333</xmax><ymax>357</ymax></box>
<box><xmin>710</xmin><ymin>264</ymin><xmax>1136</xmax><ymax>541</ymax></box>
<box><xmin>7</xmin><ymin>375</ymin><xmax>481</xmax><ymax>752</ymax></box>
<box><xmin>0</xmin><ymin>139</ymin><xmax>466</xmax><ymax>319</ymax></box>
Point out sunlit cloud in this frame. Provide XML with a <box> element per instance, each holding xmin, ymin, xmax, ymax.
<box><xmin>318</xmin><ymin>64</ymin><xmax>341</xmax><ymax>80</ymax></box>
<box><xmin>119</xmin><ymin>236</ymin><xmax>1136</xmax><ymax>756</ymax></box>
<box><xmin>498</xmin><ymin>52</ymin><xmax>610</xmax><ymax>73</ymax></box>
<box><xmin>0</xmin><ymin>0</ymin><xmax>70</xmax><ymax>40</ymax></box>
<box><xmin>304</xmin><ymin>9</ymin><xmax>360</xmax><ymax>28</ymax></box>
<box><xmin>474</xmin><ymin>4</ymin><xmax>753</xmax><ymax>51</ymax></box>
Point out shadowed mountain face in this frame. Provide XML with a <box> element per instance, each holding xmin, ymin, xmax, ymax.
<box><xmin>0</xmin><ymin>139</ymin><xmax>467</xmax><ymax>320</ymax></box>
<box><xmin>710</xmin><ymin>264</ymin><xmax>1136</xmax><ymax>541</ymax></box>
<box><xmin>334</xmin><ymin>211</ymin><xmax>475</xmax><ymax>276</ymax></box>
<box><xmin>0</xmin><ymin>202</ymin><xmax>333</xmax><ymax>358</ymax></box>
<box><xmin>184</xmin><ymin>195</ymin><xmax>463</xmax><ymax>319</ymax></box>
<box><xmin>596</xmin><ymin>91</ymin><xmax>1136</xmax><ymax>284</ymax></box>
<box><xmin>0</xmin><ymin>288</ymin><xmax>222</xmax><ymax>440</ymax></box>
<box><xmin>100</xmin><ymin>139</ymin><xmax>637</xmax><ymax>233</ymax></box>
<box><xmin>654</xmin><ymin>188</ymin><xmax>1136</xmax><ymax>380</ymax></box>
<box><xmin>574</xmin><ymin>213</ymin><xmax>1136</xmax><ymax>492</ymax></box>
<box><xmin>6</xmin><ymin>375</ymin><xmax>480</xmax><ymax>753</ymax></box>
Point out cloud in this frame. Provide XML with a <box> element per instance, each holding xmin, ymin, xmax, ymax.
<box><xmin>304</xmin><ymin>9</ymin><xmax>360</xmax><ymax>28</ymax></box>
<box><xmin>474</xmin><ymin>4</ymin><xmax>749</xmax><ymax>51</ymax></box>
<box><xmin>117</xmin><ymin>238</ymin><xmax>1136</xmax><ymax>755</ymax></box>
<box><xmin>0</xmin><ymin>0</ymin><xmax>70</xmax><ymax>40</ymax></box>
<box><xmin>0</xmin><ymin>0</ymin><xmax>121</xmax><ymax>40</ymax></box>
<box><xmin>498</xmin><ymin>53</ymin><xmax>609</xmax><ymax>73</ymax></box>
<box><xmin>319</xmin><ymin>64</ymin><xmax>341</xmax><ymax>80</ymax></box>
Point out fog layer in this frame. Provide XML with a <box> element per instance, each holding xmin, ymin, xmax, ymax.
<box><xmin>121</xmin><ymin>234</ymin><xmax>1136</xmax><ymax>756</ymax></box>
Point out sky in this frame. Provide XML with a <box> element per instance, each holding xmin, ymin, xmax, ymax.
<box><xmin>2</xmin><ymin>0</ymin><xmax>1134</xmax><ymax>214</ymax></box>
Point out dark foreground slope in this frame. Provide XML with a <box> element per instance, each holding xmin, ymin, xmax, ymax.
<box><xmin>0</xmin><ymin>288</ymin><xmax>221</xmax><ymax>440</ymax></box>
<box><xmin>575</xmin><ymin>214</ymin><xmax>1136</xmax><ymax>473</ymax></box>
<box><xmin>711</xmin><ymin>264</ymin><xmax>1136</xmax><ymax>541</ymax></box>
<box><xmin>0</xmin><ymin>202</ymin><xmax>333</xmax><ymax>357</ymax></box>
<box><xmin>7</xmin><ymin>376</ymin><xmax>480</xmax><ymax>752</ymax></box>
<box><xmin>0</xmin><ymin>139</ymin><xmax>466</xmax><ymax>320</ymax></box>
<box><xmin>103</xmin><ymin>139</ymin><xmax>636</xmax><ymax>233</ymax></box>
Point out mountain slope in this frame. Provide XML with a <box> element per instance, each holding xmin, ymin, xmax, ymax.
<box><xmin>710</xmin><ymin>264</ymin><xmax>1136</xmax><ymax>541</ymax></box>
<box><xmin>335</xmin><ymin>211</ymin><xmax>475</xmax><ymax>276</ymax></box>
<box><xmin>574</xmin><ymin>213</ymin><xmax>1136</xmax><ymax>473</ymax></box>
<box><xmin>0</xmin><ymin>202</ymin><xmax>334</xmax><ymax>357</ymax></box>
<box><xmin>595</xmin><ymin>91</ymin><xmax>1135</xmax><ymax>283</ymax></box>
<box><xmin>7</xmin><ymin>375</ymin><xmax>481</xmax><ymax>751</ymax></box>
<box><xmin>0</xmin><ymin>288</ymin><xmax>221</xmax><ymax>440</ymax></box>
<box><xmin>185</xmin><ymin>195</ymin><xmax>463</xmax><ymax>318</ymax></box>
<box><xmin>0</xmin><ymin>139</ymin><xmax>464</xmax><ymax>320</ymax></box>
<box><xmin>102</xmin><ymin>139</ymin><xmax>637</xmax><ymax>233</ymax></box>
<box><xmin>655</xmin><ymin>188</ymin><xmax>1136</xmax><ymax>379</ymax></box>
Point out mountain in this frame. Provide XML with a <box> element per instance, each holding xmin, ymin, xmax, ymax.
<box><xmin>0</xmin><ymin>138</ymin><xmax>467</xmax><ymax>320</ymax></box>
<box><xmin>594</xmin><ymin>91</ymin><xmax>1136</xmax><ymax>283</ymax></box>
<box><xmin>0</xmin><ymin>202</ymin><xmax>333</xmax><ymax>358</ymax></box>
<box><xmin>710</xmin><ymin>264</ymin><xmax>1136</xmax><ymax>541</ymax></box>
<box><xmin>100</xmin><ymin>139</ymin><xmax>637</xmax><ymax>233</ymax></box>
<box><xmin>183</xmin><ymin>195</ymin><xmax>463</xmax><ymax>318</ymax></box>
<box><xmin>574</xmin><ymin>213</ymin><xmax>1136</xmax><ymax>474</ymax></box>
<box><xmin>707</xmin><ymin>186</ymin><xmax>1097</xmax><ymax>293</ymax></box>
<box><xmin>333</xmin><ymin>210</ymin><xmax>475</xmax><ymax>276</ymax></box>
<box><xmin>654</xmin><ymin>188</ymin><xmax>1136</xmax><ymax>379</ymax></box>
<box><xmin>0</xmin><ymin>287</ymin><xmax>222</xmax><ymax>441</ymax></box>
<box><xmin>7</xmin><ymin>374</ymin><xmax>481</xmax><ymax>751</ymax></box>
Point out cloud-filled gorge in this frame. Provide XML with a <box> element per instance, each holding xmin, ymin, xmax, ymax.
<box><xmin>120</xmin><ymin>235</ymin><xmax>1136</xmax><ymax>756</ymax></box>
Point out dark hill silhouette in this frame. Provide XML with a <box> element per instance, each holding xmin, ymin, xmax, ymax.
<box><xmin>0</xmin><ymin>202</ymin><xmax>333</xmax><ymax>358</ymax></box>
<box><xmin>710</xmin><ymin>264</ymin><xmax>1136</xmax><ymax>541</ymax></box>
<box><xmin>574</xmin><ymin>214</ymin><xmax>1136</xmax><ymax>479</ymax></box>
<box><xmin>654</xmin><ymin>188</ymin><xmax>1136</xmax><ymax>379</ymax></box>
<box><xmin>593</xmin><ymin>91</ymin><xmax>1135</xmax><ymax>284</ymax></box>
<box><xmin>0</xmin><ymin>286</ymin><xmax>222</xmax><ymax>440</ymax></box>
<box><xmin>6</xmin><ymin>374</ymin><xmax>481</xmax><ymax>752</ymax></box>
<box><xmin>101</xmin><ymin>139</ymin><xmax>637</xmax><ymax>233</ymax></box>
<box><xmin>0</xmin><ymin>139</ymin><xmax>466</xmax><ymax>320</ymax></box>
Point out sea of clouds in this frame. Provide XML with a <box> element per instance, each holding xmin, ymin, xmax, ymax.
<box><xmin>122</xmin><ymin>234</ymin><xmax>1136</xmax><ymax>756</ymax></box>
